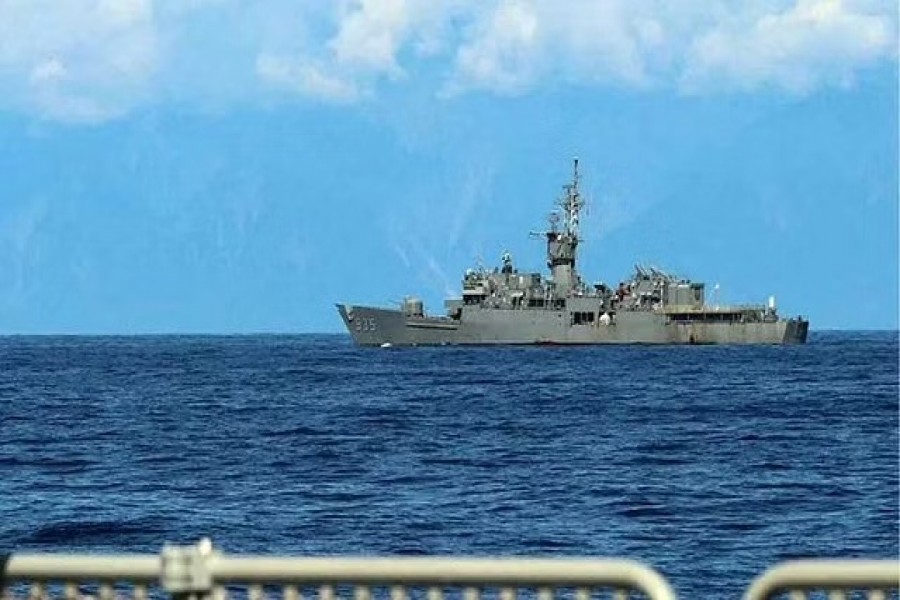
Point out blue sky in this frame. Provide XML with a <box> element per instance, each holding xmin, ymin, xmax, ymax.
<box><xmin>0</xmin><ymin>0</ymin><xmax>897</xmax><ymax>333</ymax></box>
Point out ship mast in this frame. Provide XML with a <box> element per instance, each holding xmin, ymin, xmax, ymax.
<box><xmin>562</xmin><ymin>157</ymin><xmax>584</xmax><ymax>239</ymax></box>
<box><xmin>544</xmin><ymin>157</ymin><xmax>583</xmax><ymax>296</ymax></box>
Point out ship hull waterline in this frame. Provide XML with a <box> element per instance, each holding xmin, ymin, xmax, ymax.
<box><xmin>337</xmin><ymin>304</ymin><xmax>809</xmax><ymax>346</ymax></box>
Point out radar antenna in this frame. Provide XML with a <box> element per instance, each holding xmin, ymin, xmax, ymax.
<box><xmin>560</xmin><ymin>157</ymin><xmax>585</xmax><ymax>239</ymax></box>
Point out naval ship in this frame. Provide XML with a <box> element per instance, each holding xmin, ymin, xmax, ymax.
<box><xmin>338</xmin><ymin>159</ymin><xmax>809</xmax><ymax>346</ymax></box>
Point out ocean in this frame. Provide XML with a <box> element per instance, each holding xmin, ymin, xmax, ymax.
<box><xmin>1</xmin><ymin>331</ymin><xmax>897</xmax><ymax>598</ymax></box>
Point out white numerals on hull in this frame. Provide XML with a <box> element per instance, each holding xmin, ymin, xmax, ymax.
<box><xmin>355</xmin><ymin>317</ymin><xmax>377</xmax><ymax>332</ymax></box>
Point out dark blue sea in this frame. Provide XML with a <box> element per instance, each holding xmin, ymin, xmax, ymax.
<box><xmin>1</xmin><ymin>332</ymin><xmax>897</xmax><ymax>598</ymax></box>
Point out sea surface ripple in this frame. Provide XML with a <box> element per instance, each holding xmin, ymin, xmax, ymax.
<box><xmin>1</xmin><ymin>331</ymin><xmax>897</xmax><ymax>598</ymax></box>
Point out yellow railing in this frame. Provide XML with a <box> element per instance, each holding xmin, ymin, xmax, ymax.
<box><xmin>2</xmin><ymin>540</ymin><xmax>897</xmax><ymax>600</ymax></box>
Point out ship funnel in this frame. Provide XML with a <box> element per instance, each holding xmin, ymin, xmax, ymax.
<box><xmin>768</xmin><ymin>295</ymin><xmax>776</xmax><ymax>311</ymax></box>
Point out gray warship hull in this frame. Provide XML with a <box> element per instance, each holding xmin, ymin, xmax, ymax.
<box><xmin>338</xmin><ymin>159</ymin><xmax>809</xmax><ymax>346</ymax></box>
<box><xmin>338</xmin><ymin>304</ymin><xmax>809</xmax><ymax>346</ymax></box>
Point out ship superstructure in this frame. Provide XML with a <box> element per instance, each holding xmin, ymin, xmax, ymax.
<box><xmin>338</xmin><ymin>159</ymin><xmax>808</xmax><ymax>346</ymax></box>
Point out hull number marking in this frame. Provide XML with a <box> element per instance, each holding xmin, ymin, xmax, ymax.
<box><xmin>355</xmin><ymin>317</ymin><xmax>377</xmax><ymax>332</ymax></box>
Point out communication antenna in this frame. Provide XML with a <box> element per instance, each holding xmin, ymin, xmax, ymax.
<box><xmin>560</xmin><ymin>157</ymin><xmax>584</xmax><ymax>239</ymax></box>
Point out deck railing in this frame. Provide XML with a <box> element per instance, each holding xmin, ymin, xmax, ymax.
<box><xmin>2</xmin><ymin>541</ymin><xmax>897</xmax><ymax>600</ymax></box>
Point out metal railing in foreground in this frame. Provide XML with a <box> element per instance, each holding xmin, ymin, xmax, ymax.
<box><xmin>744</xmin><ymin>560</ymin><xmax>900</xmax><ymax>600</ymax></box>
<box><xmin>2</xmin><ymin>540</ymin><xmax>898</xmax><ymax>600</ymax></box>
<box><xmin>3</xmin><ymin>540</ymin><xmax>675</xmax><ymax>600</ymax></box>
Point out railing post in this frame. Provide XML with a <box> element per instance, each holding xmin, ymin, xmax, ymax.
<box><xmin>160</xmin><ymin>539</ymin><xmax>219</xmax><ymax>600</ymax></box>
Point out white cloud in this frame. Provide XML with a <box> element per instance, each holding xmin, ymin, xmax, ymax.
<box><xmin>256</xmin><ymin>54</ymin><xmax>360</xmax><ymax>103</ymax></box>
<box><xmin>448</xmin><ymin>1</ymin><xmax>682</xmax><ymax>94</ymax></box>
<box><xmin>0</xmin><ymin>0</ymin><xmax>895</xmax><ymax>122</ymax></box>
<box><xmin>452</xmin><ymin>2</ymin><xmax>540</xmax><ymax>94</ymax></box>
<box><xmin>448</xmin><ymin>1</ymin><xmax>676</xmax><ymax>94</ymax></box>
<box><xmin>262</xmin><ymin>0</ymin><xmax>465</xmax><ymax>101</ymax></box>
<box><xmin>682</xmin><ymin>0</ymin><xmax>898</xmax><ymax>93</ymax></box>
<box><xmin>448</xmin><ymin>0</ymin><xmax>896</xmax><ymax>94</ymax></box>
<box><xmin>0</xmin><ymin>0</ymin><xmax>159</xmax><ymax>122</ymax></box>
<box><xmin>330</xmin><ymin>0</ymin><xmax>411</xmax><ymax>76</ymax></box>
